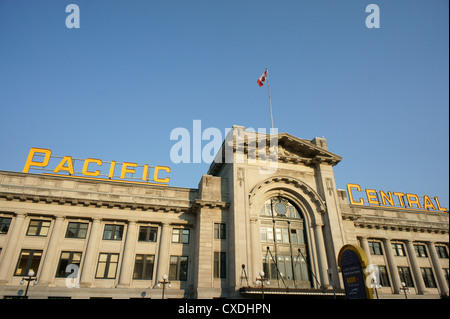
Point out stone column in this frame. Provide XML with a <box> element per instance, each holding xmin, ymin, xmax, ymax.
<box><xmin>80</xmin><ymin>218</ymin><xmax>102</xmax><ymax>287</ymax></box>
<box><xmin>313</xmin><ymin>222</ymin><xmax>330</xmax><ymax>288</ymax></box>
<box><xmin>382</xmin><ymin>238</ymin><xmax>401</xmax><ymax>294</ymax></box>
<box><xmin>358</xmin><ymin>236</ymin><xmax>372</xmax><ymax>266</ymax></box>
<box><xmin>0</xmin><ymin>213</ymin><xmax>26</xmax><ymax>284</ymax></box>
<box><xmin>250</xmin><ymin>217</ymin><xmax>262</xmax><ymax>282</ymax></box>
<box><xmin>118</xmin><ymin>220</ymin><xmax>137</xmax><ymax>287</ymax></box>
<box><xmin>155</xmin><ymin>222</ymin><xmax>171</xmax><ymax>283</ymax></box>
<box><xmin>427</xmin><ymin>241</ymin><xmax>449</xmax><ymax>296</ymax></box>
<box><xmin>39</xmin><ymin>216</ymin><xmax>66</xmax><ymax>285</ymax></box>
<box><xmin>405</xmin><ymin>240</ymin><xmax>426</xmax><ymax>295</ymax></box>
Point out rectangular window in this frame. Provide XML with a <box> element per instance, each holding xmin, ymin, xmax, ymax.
<box><xmin>138</xmin><ymin>226</ymin><xmax>158</xmax><ymax>242</ymax></box>
<box><xmin>267</xmin><ymin>227</ymin><xmax>274</xmax><ymax>242</ymax></box>
<box><xmin>214</xmin><ymin>223</ymin><xmax>226</xmax><ymax>239</ymax></box>
<box><xmin>378</xmin><ymin>265</ymin><xmax>391</xmax><ymax>287</ymax></box>
<box><xmin>436</xmin><ymin>245</ymin><xmax>449</xmax><ymax>259</ymax></box>
<box><xmin>398</xmin><ymin>266</ymin><xmax>414</xmax><ymax>287</ymax></box>
<box><xmin>392</xmin><ymin>243</ymin><xmax>406</xmax><ymax>257</ymax></box>
<box><xmin>0</xmin><ymin>217</ymin><xmax>12</xmax><ymax>234</ymax></box>
<box><xmin>284</xmin><ymin>255</ymin><xmax>293</xmax><ymax>280</ymax></box>
<box><xmin>133</xmin><ymin>254</ymin><xmax>155</xmax><ymax>280</ymax></box>
<box><xmin>26</xmin><ymin>220</ymin><xmax>51</xmax><ymax>237</ymax></box>
<box><xmin>443</xmin><ymin>268</ymin><xmax>449</xmax><ymax>286</ymax></box>
<box><xmin>102</xmin><ymin>224</ymin><xmax>124</xmax><ymax>241</ymax></box>
<box><xmin>293</xmin><ymin>256</ymin><xmax>301</xmax><ymax>281</ymax></box>
<box><xmin>214</xmin><ymin>252</ymin><xmax>226</xmax><ymax>279</ymax></box>
<box><xmin>275</xmin><ymin>228</ymin><xmax>282</xmax><ymax>243</ymax></box>
<box><xmin>95</xmin><ymin>253</ymin><xmax>119</xmax><ymax>279</ymax></box>
<box><xmin>55</xmin><ymin>252</ymin><xmax>82</xmax><ymax>278</ymax></box>
<box><xmin>290</xmin><ymin>229</ymin><xmax>298</xmax><ymax>245</ymax></box>
<box><xmin>414</xmin><ymin>244</ymin><xmax>428</xmax><ymax>258</ymax></box>
<box><xmin>260</xmin><ymin>227</ymin><xmax>267</xmax><ymax>242</ymax></box>
<box><xmin>282</xmin><ymin>228</ymin><xmax>289</xmax><ymax>243</ymax></box>
<box><xmin>65</xmin><ymin>222</ymin><xmax>89</xmax><ymax>239</ymax></box>
<box><xmin>369</xmin><ymin>241</ymin><xmax>383</xmax><ymax>255</ymax></box>
<box><xmin>169</xmin><ymin>256</ymin><xmax>188</xmax><ymax>281</ymax></box>
<box><xmin>172</xmin><ymin>228</ymin><xmax>190</xmax><ymax>244</ymax></box>
<box><xmin>14</xmin><ymin>250</ymin><xmax>43</xmax><ymax>276</ymax></box>
<box><xmin>297</xmin><ymin>229</ymin><xmax>305</xmax><ymax>245</ymax></box>
<box><xmin>421</xmin><ymin>268</ymin><xmax>437</xmax><ymax>288</ymax></box>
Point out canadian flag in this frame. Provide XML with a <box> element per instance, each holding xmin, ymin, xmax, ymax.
<box><xmin>257</xmin><ymin>70</ymin><xmax>267</xmax><ymax>87</ymax></box>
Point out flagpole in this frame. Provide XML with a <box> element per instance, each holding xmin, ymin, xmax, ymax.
<box><xmin>266</xmin><ymin>67</ymin><xmax>274</xmax><ymax>130</ymax></box>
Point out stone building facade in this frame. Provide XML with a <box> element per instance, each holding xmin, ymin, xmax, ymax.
<box><xmin>0</xmin><ymin>126</ymin><xmax>448</xmax><ymax>298</ymax></box>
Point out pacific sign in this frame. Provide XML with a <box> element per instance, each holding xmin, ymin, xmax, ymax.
<box><xmin>347</xmin><ymin>183</ymin><xmax>447</xmax><ymax>213</ymax></box>
<box><xmin>23</xmin><ymin>147</ymin><xmax>171</xmax><ymax>186</ymax></box>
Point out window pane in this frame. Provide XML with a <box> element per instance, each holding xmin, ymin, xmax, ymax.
<box><xmin>0</xmin><ymin>218</ymin><xmax>11</xmax><ymax>234</ymax></box>
<box><xmin>282</xmin><ymin>228</ymin><xmax>289</xmax><ymax>243</ymax></box>
<box><xmin>149</xmin><ymin>228</ymin><xmax>158</xmax><ymax>242</ymax></box>
<box><xmin>15</xmin><ymin>251</ymin><xmax>30</xmax><ymax>276</ymax></box>
<box><xmin>284</xmin><ymin>256</ymin><xmax>293</xmax><ymax>280</ymax></box>
<box><xmin>179</xmin><ymin>257</ymin><xmax>188</xmax><ymax>281</ymax></box>
<box><xmin>103</xmin><ymin>225</ymin><xmax>113</xmax><ymax>240</ymax></box>
<box><xmin>72</xmin><ymin>252</ymin><xmax>82</xmax><ymax>263</ymax></box>
<box><xmin>134</xmin><ymin>255</ymin><xmax>144</xmax><ymax>279</ymax></box>
<box><xmin>260</xmin><ymin>227</ymin><xmax>267</xmax><ymax>242</ymax></box>
<box><xmin>27</xmin><ymin>221</ymin><xmax>39</xmax><ymax>236</ymax></box>
<box><xmin>138</xmin><ymin>227</ymin><xmax>148</xmax><ymax>241</ymax></box>
<box><xmin>214</xmin><ymin>252</ymin><xmax>219</xmax><ymax>278</ymax></box>
<box><xmin>275</xmin><ymin>228</ymin><xmax>282</xmax><ymax>243</ymax></box>
<box><xmin>297</xmin><ymin>230</ymin><xmax>305</xmax><ymax>245</ymax></box>
<box><xmin>114</xmin><ymin>226</ymin><xmax>123</xmax><ymax>240</ymax></box>
<box><xmin>107</xmin><ymin>262</ymin><xmax>117</xmax><ymax>278</ymax></box>
<box><xmin>66</xmin><ymin>223</ymin><xmax>77</xmax><ymax>238</ymax></box>
<box><xmin>267</xmin><ymin>227</ymin><xmax>274</xmax><ymax>242</ymax></box>
<box><xmin>39</xmin><ymin>222</ymin><xmax>50</xmax><ymax>236</ymax></box>
<box><xmin>277</xmin><ymin>256</ymin><xmax>286</xmax><ymax>279</ymax></box>
<box><xmin>169</xmin><ymin>256</ymin><xmax>178</xmax><ymax>280</ymax></box>
<box><xmin>214</xmin><ymin>224</ymin><xmax>219</xmax><ymax>239</ymax></box>
<box><xmin>78</xmin><ymin>223</ymin><xmax>88</xmax><ymax>239</ymax></box>
<box><xmin>29</xmin><ymin>251</ymin><xmax>41</xmax><ymax>274</ymax></box>
<box><xmin>144</xmin><ymin>255</ymin><xmax>154</xmax><ymax>279</ymax></box>
<box><xmin>172</xmin><ymin>229</ymin><xmax>180</xmax><ymax>243</ymax></box>
<box><xmin>96</xmin><ymin>262</ymin><xmax>106</xmax><ymax>278</ymax></box>
<box><xmin>290</xmin><ymin>230</ymin><xmax>298</xmax><ymax>245</ymax></box>
<box><xmin>181</xmin><ymin>229</ymin><xmax>190</xmax><ymax>244</ymax></box>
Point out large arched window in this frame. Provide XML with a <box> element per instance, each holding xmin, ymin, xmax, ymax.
<box><xmin>260</xmin><ymin>197</ymin><xmax>311</xmax><ymax>288</ymax></box>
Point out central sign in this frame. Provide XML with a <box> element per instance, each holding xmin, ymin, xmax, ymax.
<box><xmin>23</xmin><ymin>147</ymin><xmax>171</xmax><ymax>186</ymax></box>
<box><xmin>346</xmin><ymin>183</ymin><xmax>447</xmax><ymax>213</ymax></box>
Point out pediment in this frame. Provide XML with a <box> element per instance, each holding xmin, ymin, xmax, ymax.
<box><xmin>276</xmin><ymin>133</ymin><xmax>342</xmax><ymax>166</ymax></box>
<box><xmin>208</xmin><ymin>127</ymin><xmax>342</xmax><ymax>175</ymax></box>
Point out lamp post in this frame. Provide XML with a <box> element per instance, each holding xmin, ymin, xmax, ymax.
<box><xmin>157</xmin><ymin>274</ymin><xmax>171</xmax><ymax>299</ymax></box>
<box><xmin>370</xmin><ymin>278</ymin><xmax>382</xmax><ymax>299</ymax></box>
<box><xmin>400</xmin><ymin>282</ymin><xmax>410</xmax><ymax>299</ymax></box>
<box><xmin>255</xmin><ymin>270</ymin><xmax>270</xmax><ymax>299</ymax></box>
<box><xmin>20</xmin><ymin>270</ymin><xmax>38</xmax><ymax>299</ymax></box>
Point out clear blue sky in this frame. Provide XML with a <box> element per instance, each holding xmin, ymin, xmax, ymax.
<box><xmin>0</xmin><ymin>1</ymin><xmax>448</xmax><ymax>207</ymax></box>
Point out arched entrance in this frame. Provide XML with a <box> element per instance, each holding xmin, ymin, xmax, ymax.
<box><xmin>259</xmin><ymin>196</ymin><xmax>312</xmax><ymax>288</ymax></box>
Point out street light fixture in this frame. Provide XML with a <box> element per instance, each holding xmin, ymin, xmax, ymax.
<box><xmin>400</xmin><ymin>282</ymin><xmax>410</xmax><ymax>299</ymax></box>
<box><xmin>370</xmin><ymin>278</ymin><xmax>382</xmax><ymax>299</ymax></box>
<box><xmin>254</xmin><ymin>270</ymin><xmax>270</xmax><ymax>299</ymax></box>
<box><xmin>20</xmin><ymin>270</ymin><xmax>38</xmax><ymax>299</ymax></box>
<box><xmin>157</xmin><ymin>274</ymin><xmax>171</xmax><ymax>299</ymax></box>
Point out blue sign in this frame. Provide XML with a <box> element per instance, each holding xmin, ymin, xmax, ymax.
<box><xmin>338</xmin><ymin>245</ymin><xmax>373</xmax><ymax>299</ymax></box>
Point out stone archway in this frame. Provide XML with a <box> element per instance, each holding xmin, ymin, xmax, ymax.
<box><xmin>248</xmin><ymin>175</ymin><xmax>330</xmax><ymax>289</ymax></box>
